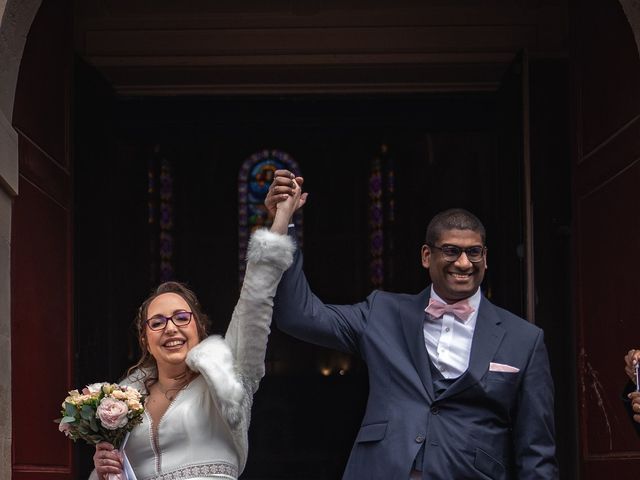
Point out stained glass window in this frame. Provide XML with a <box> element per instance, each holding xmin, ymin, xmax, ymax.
<box><xmin>148</xmin><ymin>146</ymin><xmax>175</xmax><ymax>285</ymax></box>
<box><xmin>369</xmin><ymin>144</ymin><xmax>395</xmax><ymax>289</ymax></box>
<box><xmin>238</xmin><ymin>149</ymin><xmax>303</xmax><ymax>283</ymax></box>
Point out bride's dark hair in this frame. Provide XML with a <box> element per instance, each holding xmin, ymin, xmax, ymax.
<box><xmin>126</xmin><ymin>281</ymin><xmax>211</xmax><ymax>393</ymax></box>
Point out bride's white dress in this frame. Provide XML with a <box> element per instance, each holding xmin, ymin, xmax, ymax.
<box><xmin>125</xmin><ymin>372</ymin><xmax>239</xmax><ymax>480</ymax></box>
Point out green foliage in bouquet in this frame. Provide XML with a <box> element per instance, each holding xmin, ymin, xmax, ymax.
<box><xmin>55</xmin><ymin>382</ymin><xmax>145</xmax><ymax>448</ymax></box>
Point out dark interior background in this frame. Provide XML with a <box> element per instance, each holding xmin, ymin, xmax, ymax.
<box><xmin>73</xmin><ymin>57</ymin><xmax>572</xmax><ymax>478</ymax></box>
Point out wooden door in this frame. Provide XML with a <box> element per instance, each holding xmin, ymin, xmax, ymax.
<box><xmin>11</xmin><ymin>0</ymin><xmax>74</xmax><ymax>478</ymax></box>
<box><xmin>574</xmin><ymin>0</ymin><xmax>640</xmax><ymax>477</ymax></box>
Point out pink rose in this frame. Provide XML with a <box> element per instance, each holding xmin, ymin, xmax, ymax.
<box><xmin>96</xmin><ymin>397</ymin><xmax>129</xmax><ymax>430</ymax></box>
<box><xmin>58</xmin><ymin>422</ymin><xmax>71</xmax><ymax>436</ymax></box>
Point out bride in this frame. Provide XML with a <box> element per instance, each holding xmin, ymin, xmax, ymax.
<box><xmin>90</xmin><ymin>176</ymin><xmax>304</xmax><ymax>480</ymax></box>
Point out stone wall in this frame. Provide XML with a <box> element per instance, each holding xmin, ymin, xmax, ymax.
<box><xmin>0</xmin><ymin>2</ymin><xmax>42</xmax><ymax>479</ymax></box>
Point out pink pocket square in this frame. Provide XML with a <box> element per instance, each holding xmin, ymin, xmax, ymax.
<box><xmin>489</xmin><ymin>362</ymin><xmax>520</xmax><ymax>373</ymax></box>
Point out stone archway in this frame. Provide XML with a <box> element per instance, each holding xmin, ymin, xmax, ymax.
<box><xmin>0</xmin><ymin>2</ymin><xmax>42</xmax><ymax>479</ymax></box>
<box><xmin>620</xmin><ymin>0</ymin><xmax>640</xmax><ymax>57</ymax></box>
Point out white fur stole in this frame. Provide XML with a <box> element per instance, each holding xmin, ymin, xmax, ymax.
<box><xmin>186</xmin><ymin>335</ymin><xmax>244</xmax><ymax>426</ymax></box>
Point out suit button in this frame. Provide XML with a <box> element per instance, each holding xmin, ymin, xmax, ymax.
<box><xmin>415</xmin><ymin>435</ymin><xmax>425</xmax><ymax>443</ymax></box>
<box><xmin>431</xmin><ymin>406</ymin><xmax>440</xmax><ymax>415</ymax></box>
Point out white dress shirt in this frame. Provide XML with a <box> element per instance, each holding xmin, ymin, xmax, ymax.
<box><xmin>423</xmin><ymin>287</ymin><xmax>481</xmax><ymax>379</ymax></box>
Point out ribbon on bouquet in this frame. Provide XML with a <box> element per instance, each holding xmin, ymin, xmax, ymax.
<box><xmin>107</xmin><ymin>433</ymin><xmax>137</xmax><ymax>480</ymax></box>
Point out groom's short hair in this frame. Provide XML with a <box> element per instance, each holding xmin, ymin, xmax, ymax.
<box><xmin>425</xmin><ymin>208</ymin><xmax>486</xmax><ymax>245</ymax></box>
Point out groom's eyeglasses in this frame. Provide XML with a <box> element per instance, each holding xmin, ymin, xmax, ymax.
<box><xmin>428</xmin><ymin>244</ymin><xmax>486</xmax><ymax>263</ymax></box>
<box><xmin>146</xmin><ymin>311</ymin><xmax>193</xmax><ymax>331</ymax></box>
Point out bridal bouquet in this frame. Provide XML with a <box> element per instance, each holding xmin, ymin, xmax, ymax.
<box><xmin>56</xmin><ymin>382</ymin><xmax>145</xmax><ymax>446</ymax></box>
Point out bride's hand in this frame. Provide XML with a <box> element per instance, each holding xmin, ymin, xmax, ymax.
<box><xmin>276</xmin><ymin>179</ymin><xmax>302</xmax><ymax>220</ymax></box>
<box><xmin>270</xmin><ymin>179</ymin><xmax>304</xmax><ymax>234</ymax></box>
<box><xmin>93</xmin><ymin>442</ymin><xmax>123</xmax><ymax>479</ymax></box>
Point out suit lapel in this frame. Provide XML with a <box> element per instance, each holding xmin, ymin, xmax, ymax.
<box><xmin>400</xmin><ymin>288</ymin><xmax>435</xmax><ymax>402</ymax></box>
<box><xmin>437</xmin><ymin>296</ymin><xmax>505</xmax><ymax>401</ymax></box>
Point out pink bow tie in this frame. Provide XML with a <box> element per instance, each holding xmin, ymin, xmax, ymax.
<box><xmin>425</xmin><ymin>298</ymin><xmax>475</xmax><ymax>322</ymax></box>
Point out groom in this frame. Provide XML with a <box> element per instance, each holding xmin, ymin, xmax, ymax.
<box><xmin>266</xmin><ymin>171</ymin><xmax>558</xmax><ymax>480</ymax></box>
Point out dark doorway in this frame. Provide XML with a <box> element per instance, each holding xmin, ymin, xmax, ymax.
<box><xmin>74</xmin><ymin>57</ymin><xmax>570</xmax><ymax>478</ymax></box>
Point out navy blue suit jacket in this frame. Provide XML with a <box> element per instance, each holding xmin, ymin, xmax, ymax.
<box><xmin>273</xmin><ymin>236</ymin><xmax>558</xmax><ymax>479</ymax></box>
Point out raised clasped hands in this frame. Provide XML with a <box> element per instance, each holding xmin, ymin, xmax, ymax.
<box><xmin>266</xmin><ymin>170</ymin><xmax>308</xmax><ymax>216</ymax></box>
<box><xmin>267</xmin><ymin>169</ymin><xmax>308</xmax><ymax>235</ymax></box>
